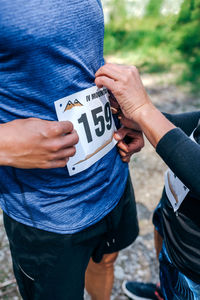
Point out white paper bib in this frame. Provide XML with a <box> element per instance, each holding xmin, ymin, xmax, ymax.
<box><xmin>164</xmin><ymin>130</ymin><xmax>196</xmax><ymax>212</ymax></box>
<box><xmin>54</xmin><ymin>86</ymin><xmax>117</xmax><ymax>176</ymax></box>
<box><xmin>164</xmin><ymin>170</ymin><xmax>189</xmax><ymax>212</ymax></box>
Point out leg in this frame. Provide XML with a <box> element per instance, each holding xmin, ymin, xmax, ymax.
<box><xmin>159</xmin><ymin>243</ymin><xmax>195</xmax><ymax>300</ymax></box>
<box><xmin>3</xmin><ymin>213</ymin><xmax>93</xmax><ymax>300</ymax></box>
<box><xmin>154</xmin><ymin>227</ymin><xmax>163</xmax><ymax>260</ymax></box>
<box><xmin>122</xmin><ymin>228</ymin><xmax>164</xmax><ymax>300</ymax></box>
<box><xmin>85</xmin><ymin>252</ymin><xmax>118</xmax><ymax>300</ymax></box>
<box><xmin>86</xmin><ymin>174</ymin><xmax>138</xmax><ymax>300</ymax></box>
<box><xmin>152</xmin><ymin>200</ymin><xmax>164</xmax><ymax>260</ymax></box>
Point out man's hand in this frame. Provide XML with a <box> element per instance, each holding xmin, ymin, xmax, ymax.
<box><xmin>115</xmin><ymin>127</ymin><xmax>144</xmax><ymax>163</ymax></box>
<box><xmin>0</xmin><ymin>118</ymin><xmax>79</xmax><ymax>169</ymax></box>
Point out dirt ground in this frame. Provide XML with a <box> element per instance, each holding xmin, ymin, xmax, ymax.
<box><xmin>0</xmin><ymin>73</ymin><xmax>199</xmax><ymax>299</ymax></box>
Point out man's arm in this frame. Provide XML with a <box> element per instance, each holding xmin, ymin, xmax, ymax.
<box><xmin>0</xmin><ymin>118</ymin><xmax>79</xmax><ymax>169</ymax></box>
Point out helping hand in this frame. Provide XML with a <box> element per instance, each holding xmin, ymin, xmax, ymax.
<box><xmin>95</xmin><ymin>63</ymin><xmax>152</xmax><ymax>122</ymax></box>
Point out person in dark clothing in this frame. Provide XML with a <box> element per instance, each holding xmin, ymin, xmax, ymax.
<box><xmin>95</xmin><ymin>63</ymin><xmax>200</xmax><ymax>300</ymax></box>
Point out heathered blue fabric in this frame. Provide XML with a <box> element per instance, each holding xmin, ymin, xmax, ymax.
<box><xmin>0</xmin><ymin>0</ymin><xmax>128</xmax><ymax>233</ymax></box>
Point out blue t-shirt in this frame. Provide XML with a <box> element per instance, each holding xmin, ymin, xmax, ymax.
<box><xmin>0</xmin><ymin>0</ymin><xmax>128</xmax><ymax>233</ymax></box>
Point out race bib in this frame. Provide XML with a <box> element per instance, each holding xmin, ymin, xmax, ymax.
<box><xmin>164</xmin><ymin>130</ymin><xmax>196</xmax><ymax>212</ymax></box>
<box><xmin>54</xmin><ymin>86</ymin><xmax>117</xmax><ymax>176</ymax></box>
<box><xmin>164</xmin><ymin>170</ymin><xmax>189</xmax><ymax>212</ymax></box>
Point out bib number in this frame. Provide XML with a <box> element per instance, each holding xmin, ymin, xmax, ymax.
<box><xmin>54</xmin><ymin>86</ymin><xmax>117</xmax><ymax>176</ymax></box>
<box><xmin>78</xmin><ymin>102</ymin><xmax>112</xmax><ymax>143</ymax></box>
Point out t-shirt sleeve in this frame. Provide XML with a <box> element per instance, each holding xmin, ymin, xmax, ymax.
<box><xmin>156</xmin><ymin>128</ymin><xmax>200</xmax><ymax>197</ymax></box>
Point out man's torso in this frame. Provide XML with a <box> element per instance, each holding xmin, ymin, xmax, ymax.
<box><xmin>0</xmin><ymin>0</ymin><xmax>128</xmax><ymax>233</ymax></box>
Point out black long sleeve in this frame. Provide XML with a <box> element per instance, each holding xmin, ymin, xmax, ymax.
<box><xmin>163</xmin><ymin>111</ymin><xmax>200</xmax><ymax>135</ymax></box>
<box><xmin>157</xmin><ymin>111</ymin><xmax>200</xmax><ymax>283</ymax></box>
<box><xmin>156</xmin><ymin>112</ymin><xmax>200</xmax><ymax>197</ymax></box>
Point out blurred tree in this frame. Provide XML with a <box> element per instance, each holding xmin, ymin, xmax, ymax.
<box><xmin>177</xmin><ymin>0</ymin><xmax>195</xmax><ymax>23</ymax></box>
<box><xmin>145</xmin><ymin>0</ymin><xmax>164</xmax><ymax>17</ymax></box>
<box><xmin>109</xmin><ymin>0</ymin><xmax>127</xmax><ymax>27</ymax></box>
<box><xmin>176</xmin><ymin>0</ymin><xmax>200</xmax><ymax>84</ymax></box>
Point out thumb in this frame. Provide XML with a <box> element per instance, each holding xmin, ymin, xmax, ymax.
<box><xmin>114</xmin><ymin>127</ymin><xmax>130</xmax><ymax>141</ymax></box>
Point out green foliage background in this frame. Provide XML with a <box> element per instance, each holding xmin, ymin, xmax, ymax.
<box><xmin>176</xmin><ymin>0</ymin><xmax>200</xmax><ymax>85</ymax></box>
<box><xmin>145</xmin><ymin>0</ymin><xmax>164</xmax><ymax>17</ymax></box>
<box><xmin>104</xmin><ymin>0</ymin><xmax>200</xmax><ymax>91</ymax></box>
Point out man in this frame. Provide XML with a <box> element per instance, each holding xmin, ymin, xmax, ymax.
<box><xmin>0</xmin><ymin>1</ymin><xmax>143</xmax><ymax>299</ymax></box>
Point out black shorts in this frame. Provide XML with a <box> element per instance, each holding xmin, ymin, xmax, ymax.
<box><xmin>4</xmin><ymin>175</ymin><xmax>138</xmax><ymax>300</ymax></box>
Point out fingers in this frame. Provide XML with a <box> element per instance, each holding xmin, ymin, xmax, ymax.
<box><xmin>120</xmin><ymin>133</ymin><xmax>144</xmax><ymax>154</ymax></box>
<box><xmin>109</xmin><ymin>92</ymin><xmax>121</xmax><ymax>114</ymax></box>
<box><xmin>114</xmin><ymin>127</ymin><xmax>132</xmax><ymax>141</ymax></box>
<box><xmin>58</xmin><ymin>121</ymin><xmax>74</xmax><ymax>135</ymax></box>
<box><xmin>115</xmin><ymin>127</ymin><xmax>144</xmax><ymax>161</ymax></box>
<box><xmin>95</xmin><ymin>76</ymin><xmax>115</xmax><ymax>91</ymax></box>
<box><xmin>40</xmin><ymin>143</ymin><xmax>78</xmax><ymax>169</ymax></box>
<box><xmin>45</xmin><ymin>132</ymin><xmax>79</xmax><ymax>168</ymax></box>
<box><xmin>126</xmin><ymin>137</ymin><xmax>144</xmax><ymax>153</ymax></box>
<box><xmin>118</xmin><ymin>114</ymin><xmax>141</xmax><ymax>131</ymax></box>
<box><xmin>59</xmin><ymin>130</ymin><xmax>79</xmax><ymax>149</ymax></box>
<box><xmin>95</xmin><ymin>63</ymin><xmax>126</xmax><ymax>82</ymax></box>
<box><xmin>118</xmin><ymin>148</ymin><xmax>131</xmax><ymax>163</ymax></box>
<box><xmin>120</xmin><ymin>152</ymin><xmax>131</xmax><ymax>163</ymax></box>
<box><xmin>122</xmin><ymin>157</ymin><xmax>131</xmax><ymax>163</ymax></box>
<box><xmin>117</xmin><ymin>140</ymin><xmax>129</xmax><ymax>153</ymax></box>
<box><xmin>50</xmin><ymin>146</ymin><xmax>76</xmax><ymax>160</ymax></box>
<box><xmin>40</xmin><ymin>143</ymin><xmax>77</xmax><ymax>169</ymax></box>
<box><xmin>46</xmin><ymin>121</ymin><xmax>74</xmax><ymax>137</ymax></box>
<box><xmin>45</xmin><ymin>130</ymin><xmax>79</xmax><ymax>152</ymax></box>
<box><xmin>43</xmin><ymin>158</ymin><xmax>69</xmax><ymax>169</ymax></box>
